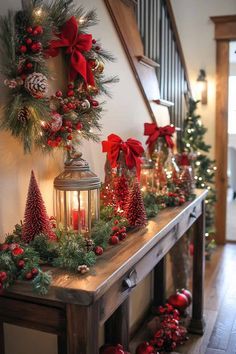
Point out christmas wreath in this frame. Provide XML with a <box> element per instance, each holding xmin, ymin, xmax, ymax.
<box><xmin>0</xmin><ymin>0</ymin><xmax>117</xmax><ymax>152</ymax></box>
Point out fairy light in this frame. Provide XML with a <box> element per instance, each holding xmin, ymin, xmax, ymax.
<box><xmin>186</xmin><ymin>143</ymin><xmax>190</xmax><ymax>148</ymax></box>
<box><xmin>207</xmin><ymin>186</ymin><xmax>211</xmax><ymax>190</ymax></box>
<box><xmin>78</xmin><ymin>16</ymin><xmax>86</xmax><ymax>25</ymax></box>
<box><xmin>207</xmin><ymin>169</ymin><xmax>211</xmax><ymax>173</ymax></box>
<box><xmin>196</xmin><ymin>161</ymin><xmax>200</xmax><ymax>166</ymax></box>
<box><xmin>201</xmin><ymin>183</ymin><xmax>205</xmax><ymax>187</ymax></box>
<box><xmin>194</xmin><ymin>176</ymin><xmax>198</xmax><ymax>180</ymax></box>
<box><xmin>205</xmin><ymin>232</ymin><xmax>209</xmax><ymax>237</ymax></box>
<box><xmin>199</xmin><ymin>177</ymin><xmax>203</xmax><ymax>181</ymax></box>
<box><xmin>213</xmin><ymin>166</ymin><xmax>217</xmax><ymax>171</ymax></box>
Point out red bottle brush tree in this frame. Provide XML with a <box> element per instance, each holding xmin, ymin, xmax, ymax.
<box><xmin>22</xmin><ymin>171</ymin><xmax>57</xmax><ymax>243</ymax></box>
<box><xmin>114</xmin><ymin>174</ymin><xmax>130</xmax><ymax>213</ymax></box>
<box><xmin>125</xmin><ymin>180</ymin><xmax>147</xmax><ymax>228</ymax></box>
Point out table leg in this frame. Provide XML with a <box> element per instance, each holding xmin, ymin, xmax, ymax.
<box><xmin>66</xmin><ymin>302</ymin><xmax>99</xmax><ymax>354</ymax></box>
<box><xmin>58</xmin><ymin>333</ymin><xmax>67</xmax><ymax>354</ymax></box>
<box><xmin>153</xmin><ymin>256</ymin><xmax>166</xmax><ymax>306</ymax></box>
<box><xmin>189</xmin><ymin>200</ymin><xmax>205</xmax><ymax>334</ymax></box>
<box><xmin>0</xmin><ymin>321</ymin><xmax>5</xmax><ymax>354</ymax></box>
<box><xmin>105</xmin><ymin>297</ymin><xmax>130</xmax><ymax>350</ymax></box>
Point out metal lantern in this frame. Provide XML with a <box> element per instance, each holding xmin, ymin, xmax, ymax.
<box><xmin>54</xmin><ymin>154</ymin><xmax>101</xmax><ymax>238</ymax></box>
<box><xmin>140</xmin><ymin>156</ymin><xmax>155</xmax><ymax>192</ymax></box>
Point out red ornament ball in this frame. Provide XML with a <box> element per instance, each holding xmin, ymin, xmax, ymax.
<box><xmin>27</xmin><ymin>26</ymin><xmax>33</xmax><ymax>33</ymax></box>
<box><xmin>31</xmin><ymin>268</ymin><xmax>39</xmax><ymax>277</ymax></box>
<box><xmin>76</xmin><ymin>122</ymin><xmax>83</xmax><ymax>130</ymax></box>
<box><xmin>25</xmin><ymin>38</ymin><xmax>33</xmax><ymax>45</ymax></box>
<box><xmin>94</xmin><ymin>246</ymin><xmax>103</xmax><ymax>256</ymax></box>
<box><xmin>100</xmin><ymin>344</ymin><xmax>128</xmax><ymax>354</ymax></box>
<box><xmin>34</xmin><ymin>26</ymin><xmax>43</xmax><ymax>35</ymax></box>
<box><xmin>18</xmin><ymin>259</ymin><xmax>25</xmax><ymax>269</ymax></box>
<box><xmin>20</xmin><ymin>45</ymin><xmax>27</xmax><ymax>53</ymax></box>
<box><xmin>56</xmin><ymin>90</ymin><xmax>63</xmax><ymax>97</ymax></box>
<box><xmin>136</xmin><ymin>342</ymin><xmax>155</xmax><ymax>354</ymax></box>
<box><xmin>109</xmin><ymin>235</ymin><xmax>119</xmax><ymax>245</ymax></box>
<box><xmin>12</xmin><ymin>247</ymin><xmax>24</xmax><ymax>257</ymax></box>
<box><xmin>25</xmin><ymin>272</ymin><xmax>33</xmax><ymax>280</ymax></box>
<box><xmin>181</xmin><ymin>288</ymin><xmax>192</xmax><ymax>306</ymax></box>
<box><xmin>26</xmin><ymin>62</ymin><xmax>33</xmax><ymax>70</ymax></box>
<box><xmin>0</xmin><ymin>271</ymin><xmax>7</xmax><ymax>282</ymax></box>
<box><xmin>31</xmin><ymin>42</ymin><xmax>42</xmax><ymax>53</ymax></box>
<box><xmin>167</xmin><ymin>291</ymin><xmax>189</xmax><ymax>310</ymax></box>
<box><xmin>67</xmin><ymin>90</ymin><xmax>75</xmax><ymax>97</ymax></box>
<box><xmin>91</xmin><ymin>100</ymin><xmax>99</xmax><ymax>107</ymax></box>
<box><xmin>67</xmin><ymin>134</ymin><xmax>73</xmax><ymax>140</ymax></box>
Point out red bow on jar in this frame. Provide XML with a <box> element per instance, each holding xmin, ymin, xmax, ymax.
<box><xmin>144</xmin><ymin>122</ymin><xmax>175</xmax><ymax>154</ymax></box>
<box><xmin>102</xmin><ymin>134</ymin><xmax>144</xmax><ymax>178</ymax></box>
<box><xmin>47</xmin><ymin>16</ymin><xmax>95</xmax><ymax>85</ymax></box>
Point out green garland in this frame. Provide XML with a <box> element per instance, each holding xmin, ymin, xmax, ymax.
<box><xmin>0</xmin><ymin>0</ymin><xmax>118</xmax><ymax>153</ymax></box>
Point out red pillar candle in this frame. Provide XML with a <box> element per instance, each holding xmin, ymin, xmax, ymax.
<box><xmin>72</xmin><ymin>209</ymin><xmax>86</xmax><ymax>230</ymax></box>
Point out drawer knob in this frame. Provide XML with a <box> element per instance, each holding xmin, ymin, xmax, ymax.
<box><xmin>122</xmin><ymin>269</ymin><xmax>137</xmax><ymax>290</ymax></box>
<box><xmin>190</xmin><ymin>212</ymin><xmax>197</xmax><ymax>219</ymax></box>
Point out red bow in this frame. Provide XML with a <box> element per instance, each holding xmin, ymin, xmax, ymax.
<box><xmin>102</xmin><ymin>134</ymin><xmax>144</xmax><ymax>178</ymax></box>
<box><xmin>47</xmin><ymin>16</ymin><xmax>95</xmax><ymax>85</ymax></box>
<box><xmin>144</xmin><ymin>122</ymin><xmax>175</xmax><ymax>153</ymax></box>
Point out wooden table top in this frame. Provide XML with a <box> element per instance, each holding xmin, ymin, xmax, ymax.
<box><xmin>4</xmin><ymin>189</ymin><xmax>207</xmax><ymax>305</ymax></box>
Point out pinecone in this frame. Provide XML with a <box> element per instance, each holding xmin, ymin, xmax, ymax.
<box><xmin>85</xmin><ymin>238</ymin><xmax>95</xmax><ymax>252</ymax></box>
<box><xmin>18</xmin><ymin>106</ymin><xmax>30</xmax><ymax>124</ymax></box>
<box><xmin>25</xmin><ymin>72</ymin><xmax>48</xmax><ymax>98</ymax></box>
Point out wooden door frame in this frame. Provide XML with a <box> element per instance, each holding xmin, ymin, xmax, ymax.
<box><xmin>211</xmin><ymin>15</ymin><xmax>236</xmax><ymax>244</ymax></box>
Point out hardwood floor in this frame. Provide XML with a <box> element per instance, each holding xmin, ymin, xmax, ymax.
<box><xmin>179</xmin><ymin>244</ymin><xmax>236</xmax><ymax>354</ymax></box>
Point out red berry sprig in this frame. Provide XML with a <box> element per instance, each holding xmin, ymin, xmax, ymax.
<box><xmin>109</xmin><ymin>221</ymin><xmax>127</xmax><ymax>245</ymax></box>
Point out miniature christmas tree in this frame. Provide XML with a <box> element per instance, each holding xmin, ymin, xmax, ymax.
<box><xmin>125</xmin><ymin>180</ymin><xmax>147</xmax><ymax>228</ymax></box>
<box><xmin>22</xmin><ymin>171</ymin><xmax>57</xmax><ymax>243</ymax></box>
<box><xmin>114</xmin><ymin>174</ymin><xmax>130</xmax><ymax>213</ymax></box>
<box><xmin>181</xmin><ymin>98</ymin><xmax>216</xmax><ymax>234</ymax></box>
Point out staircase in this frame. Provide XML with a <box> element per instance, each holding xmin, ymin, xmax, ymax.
<box><xmin>104</xmin><ymin>0</ymin><xmax>192</xmax><ymax>144</ymax></box>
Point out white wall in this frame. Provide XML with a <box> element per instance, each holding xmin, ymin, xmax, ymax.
<box><xmin>171</xmin><ymin>0</ymin><xmax>236</xmax><ymax>158</ymax></box>
<box><xmin>0</xmin><ymin>0</ymin><xmax>170</xmax><ymax>353</ymax></box>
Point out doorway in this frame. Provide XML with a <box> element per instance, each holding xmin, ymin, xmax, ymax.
<box><xmin>211</xmin><ymin>15</ymin><xmax>236</xmax><ymax>244</ymax></box>
<box><xmin>226</xmin><ymin>41</ymin><xmax>236</xmax><ymax>242</ymax></box>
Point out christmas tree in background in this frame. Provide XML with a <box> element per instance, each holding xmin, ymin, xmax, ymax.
<box><xmin>126</xmin><ymin>180</ymin><xmax>147</xmax><ymax>228</ymax></box>
<box><xmin>22</xmin><ymin>171</ymin><xmax>57</xmax><ymax>243</ymax></box>
<box><xmin>181</xmin><ymin>99</ymin><xmax>216</xmax><ymax>247</ymax></box>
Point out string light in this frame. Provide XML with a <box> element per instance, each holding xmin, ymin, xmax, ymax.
<box><xmin>199</xmin><ymin>177</ymin><xmax>202</xmax><ymax>181</ymax></box>
<box><xmin>207</xmin><ymin>169</ymin><xmax>211</xmax><ymax>173</ymax></box>
<box><xmin>196</xmin><ymin>161</ymin><xmax>200</xmax><ymax>166</ymax></box>
<box><xmin>213</xmin><ymin>166</ymin><xmax>217</xmax><ymax>171</ymax></box>
<box><xmin>205</xmin><ymin>232</ymin><xmax>209</xmax><ymax>237</ymax></box>
<box><xmin>201</xmin><ymin>183</ymin><xmax>205</xmax><ymax>187</ymax></box>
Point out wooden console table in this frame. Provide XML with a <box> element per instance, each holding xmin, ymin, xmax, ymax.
<box><xmin>0</xmin><ymin>190</ymin><xmax>207</xmax><ymax>354</ymax></box>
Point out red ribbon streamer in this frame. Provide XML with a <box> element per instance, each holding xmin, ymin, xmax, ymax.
<box><xmin>47</xmin><ymin>16</ymin><xmax>95</xmax><ymax>85</ymax></box>
<box><xmin>102</xmin><ymin>134</ymin><xmax>144</xmax><ymax>178</ymax></box>
<box><xmin>144</xmin><ymin>122</ymin><xmax>175</xmax><ymax>153</ymax></box>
